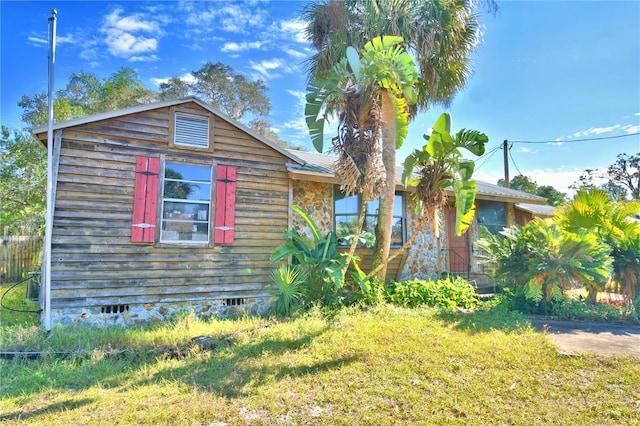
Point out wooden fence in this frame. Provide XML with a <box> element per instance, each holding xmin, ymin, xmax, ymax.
<box><xmin>0</xmin><ymin>236</ymin><xmax>43</xmax><ymax>284</ymax></box>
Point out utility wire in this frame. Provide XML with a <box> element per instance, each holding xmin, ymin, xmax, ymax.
<box><xmin>508</xmin><ymin>148</ymin><xmax>524</xmax><ymax>176</ymax></box>
<box><xmin>475</xmin><ymin>144</ymin><xmax>502</xmax><ymax>170</ymax></box>
<box><xmin>511</xmin><ymin>132</ymin><xmax>640</xmax><ymax>144</ymax></box>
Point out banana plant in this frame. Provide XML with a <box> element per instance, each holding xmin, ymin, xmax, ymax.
<box><xmin>271</xmin><ymin>205</ymin><xmax>350</xmax><ymax>306</ymax></box>
<box><xmin>402</xmin><ymin>112</ymin><xmax>487</xmax><ymax>237</ymax></box>
<box><xmin>366</xmin><ymin>113</ymin><xmax>487</xmax><ymax>281</ymax></box>
<box><xmin>305</xmin><ymin>35</ymin><xmax>417</xmax><ymax>155</ymax></box>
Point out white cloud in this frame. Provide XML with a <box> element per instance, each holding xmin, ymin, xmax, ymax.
<box><xmin>150</xmin><ymin>72</ymin><xmax>196</xmax><ymax>88</ymax></box>
<box><xmin>622</xmin><ymin>124</ymin><xmax>640</xmax><ymax>134</ymax></box>
<box><xmin>279</xmin><ymin>18</ymin><xmax>308</xmax><ymax>44</ymax></box>
<box><xmin>27</xmin><ymin>36</ymin><xmax>47</xmax><ymax>45</ymax></box>
<box><xmin>283</xmin><ymin>47</ymin><xmax>308</xmax><ymax>59</ymax></box>
<box><xmin>250</xmin><ymin>59</ymin><xmax>287</xmax><ymax>79</ymax></box>
<box><xmin>221</xmin><ymin>41</ymin><xmax>263</xmax><ymax>53</ymax></box>
<box><xmin>183</xmin><ymin>2</ymin><xmax>268</xmax><ymax>34</ymax></box>
<box><xmin>129</xmin><ymin>54</ymin><xmax>159</xmax><ymax>62</ymax></box>
<box><xmin>272</xmin><ymin>90</ymin><xmax>314</xmax><ymax>147</ymax></box>
<box><xmin>101</xmin><ymin>8</ymin><xmax>163</xmax><ymax>61</ymax></box>
<box><xmin>516</xmin><ymin>147</ymin><xmax>536</xmax><ymax>154</ymax></box>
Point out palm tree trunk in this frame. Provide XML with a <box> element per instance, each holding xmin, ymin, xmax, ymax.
<box><xmin>371</xmin><ymin>91</ymin><xmax>396</xmax><ymax>282</ymax></box>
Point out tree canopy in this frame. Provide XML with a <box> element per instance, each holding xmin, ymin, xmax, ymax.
<box><xmin>159</xmin><ymin>61</ymin><xmax>271</xmax><ymax>124</ymax></box>
<box><xmin>498</xmin><ymin>174</ymin><xmax>567</xmax><ymax>206</ymax></box>
<box><xmin>0</xmin><ymin>127</ymin><xmax>46</xmax><ymax>232</ymax></box>
<box><xmin>571</xmin><ymin>153</ymin><xmax>640</xmax><ymax>201</ymax></box>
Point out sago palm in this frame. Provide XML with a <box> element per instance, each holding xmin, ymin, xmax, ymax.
<box><xmin>555</xmin><ymin>188</ymin><xmax>640</xmax><ymax>302</ymax></box>
<box><xmin>477</xmin><ymin>219</ymin><xmax>612</xmax><ymax>303</ymax></box>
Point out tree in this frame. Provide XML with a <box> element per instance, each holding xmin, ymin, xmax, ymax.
<box><xmin>607</xmin><ymin>153</ymin><xmax>640</xmax><ymax>200</ymax></box>
<box><xmin>304</xmin><ymin>0</ymin><xmax>496</xmax><ymax>111</ymax></box>
<box><xmin>362</xmin><ymin>112</ymin><xmax>488</xmax><ymax>281</ymax></box>
<box><xmin>402</xmin><ymin>113</ymin><xmax>487</xmax><ymax>235</ymax></box>
<box><xmin>158</xmin><ymin>61</ymin><xmax>291</xmax><ymax>146</ymax></box>
<box><xmin>0</xmin><ymin>127</ymin><xmax>47</xmax><ymax>232</ymax></box>
<box><xmin>498</xmin><ymin>174</ymin><xmax>567</xmax><ymax>206</ymax></box>
<box><xmin>536</xmin><ymin>185</ymin><xmax>567</xmax><ymax>207</ymax></box>
<box><xmin>18</xmin><ymin>94</ymin><xmax>85</xmax><ymax>127</ymax></box>
<box><xmin>477</xmin><ymin>219</ymin><xmax>612</xmax><ymax>304</ymax></box>
<box><xmin>304</xmin><ymin>0</ymin><xmax>496</xmax><ymax>280</ymax></box>
<box><xmin>159</xmin><ymin>61</ymin><xmax>270</xmax><ymax>123</ymax></box>
<box><xmin>305</xmin><ymin>35</ymin><xmax>418</xmax><ymax>281</ymax></box>
<box><xmin>20</xmin><ymin>67</ymin><xmax>156</xmax><ymax>127</ymax></box>
<box><xmin>497</xmin><ymin>174</ymin><xmax>537</xmax><ymax>194</ymax></box>
<box><xmin>572</xmin><ymin>153</ymin><xmax>640</xmax><ymax>201</ymax></box>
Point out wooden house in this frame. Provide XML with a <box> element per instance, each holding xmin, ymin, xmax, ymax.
<box><xmin>32</xmin><ymin>97</ymin><xmax>305</xmax><ymax>325</ymax></box>
<box><xmin>33</xmin><ymin>97</ymin><xmax>547</xmax><ymax>326</ymax></box>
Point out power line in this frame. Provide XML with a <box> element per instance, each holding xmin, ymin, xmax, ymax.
<box><xmin>475</xmin><ymin>144</ymin><xmax>502</xmax><ymax>170</ymax></box>
<box><xmin>508</xmin><ymin>148</ymin><xmax>523</xmax><ymax>176</ymax></box>
<box><xmin>511</xmin><ymin>132</ymin><xmax>640</xmax><ymax>144</ymax></box>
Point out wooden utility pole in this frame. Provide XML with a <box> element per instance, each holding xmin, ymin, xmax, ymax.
<box><xmin>503</xmin><ymin>140</ymin><xmax>509</xmax><ymax>188</ymax></box>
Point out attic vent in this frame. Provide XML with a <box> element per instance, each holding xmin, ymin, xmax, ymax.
<box><xmin>225</xmin><ymin>297</ymin><xmax>246</xmax><ymax>306</ymax></box>
<box><xmin>175</xmin><ymin>112</ymin><xmax>209</xmax><ymax>148</ymax></box>
<box><xmin>101</xmin><ymin>305</ymin><xmax>130</xmax><ymax>314</ymax></box>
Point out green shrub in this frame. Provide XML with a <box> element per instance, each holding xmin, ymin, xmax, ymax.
<box><xmin>385</xmin><ymin>276</ymin><xmax>478</xmax><ymax>309</ymax></box>
<box><xmin>271</xmin><ymin>205</ymin><xmax>350</xmax><ymax>308</ymax></box>
<box><xmin>501</xmin><ymin>288</ymin><xmax>639</xmax><ymax>323</ymax></box>
<box><xmin>477</xmin><ymin>219</ymin><xmax>612</xmax><ymax>303</ymax></box>
<box><xmin>267</xmin><ymin>264</ymin><xmax>309</xmax><ymax>316</ymax></box>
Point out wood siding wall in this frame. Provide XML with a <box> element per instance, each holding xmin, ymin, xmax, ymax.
<box><xmin>50</xmin><ymin>103</ymin><xmax>290</xmax><ymax>309</ymax></box>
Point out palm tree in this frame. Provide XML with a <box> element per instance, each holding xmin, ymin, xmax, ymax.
<box><xmin>305</xmin><ymin>36</ymin><xmax>418</xmax><ymax>280</ymax></box>
<box><xmin>303</xmin><ymin>0</ymin><xmax>495</xmax><ymax>280</ymax></box>
<box><xmin>555</xmin><ymin>188</ymin><xmax>640</xmax><ymax>303</ymax></box>
<box><xmin>477</xmin><ymin>219</ymin><xmax>612</xmax><ymax>303</ymax></box>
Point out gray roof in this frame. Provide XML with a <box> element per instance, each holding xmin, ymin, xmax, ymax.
<box><xmin>516</xmin><ymin>203</ymin><xmax>556</xmax><ymax>217</ymax></box>
<box><xmin>288</xmin><ymin>149</ymin><xmax>548</xmax><ymax>204</ymax></box>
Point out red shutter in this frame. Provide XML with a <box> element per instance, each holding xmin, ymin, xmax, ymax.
<box><xmin>214</xmin><ymin>165</ymin><xmax>236</xmax><ymax>244</ymax></box>
<box><xmin>131</xmin><ymin>156</ymin><xmax>160</xmax><ymax>243</ymax></box>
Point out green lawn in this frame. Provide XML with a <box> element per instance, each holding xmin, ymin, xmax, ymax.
<box><xmin>1</xmin><ymin>304</ymin><xmax>638</xmax><ymax>425</ymax></box>
<box><xmin>0</xmin><ymin>281</ymin><xmax>41</xmax><ymax>327</ymax></box>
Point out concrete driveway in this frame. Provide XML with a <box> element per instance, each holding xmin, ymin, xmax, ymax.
<box><xmin>528</xmin><ymin>318</ymin><xmax>640</xmax><ymax>358</ymax></box>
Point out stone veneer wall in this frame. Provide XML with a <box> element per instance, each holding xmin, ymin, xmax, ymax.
<box><xmin>398</xmin><ymin>195</ymin><xmax>446</xmax><ymax>280</ymax></box>
<box><xmin>47</xmin><ymin>297</ymin><xmax>272</xmax><ymax>327</ymax></box>
<box><xmin>292</xmin><ymin>180</ymin><xmax>446</xmax><ymax>280</ymax></box>
<box><xmin>291</xmin><ymin>180</ymin><xmax>333</xmax><ymax>235</ymax></box>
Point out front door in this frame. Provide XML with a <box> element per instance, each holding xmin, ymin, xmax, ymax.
<box><xmin>446</xmin><ymin>206</ymin><xmax>470</xmax><ymax>275</ymax></box>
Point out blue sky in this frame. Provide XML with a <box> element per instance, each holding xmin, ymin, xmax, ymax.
<box><xmin>1</xmin><ymin>0</ymin><xmax>639</xmax><ymax>195</ymax></box>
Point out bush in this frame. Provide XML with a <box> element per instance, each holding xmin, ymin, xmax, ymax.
<box><xmin>500</xmin><ymin>288</ymin><xmax>639</xmax><ymax>323</ymax></box>
<box><xmin>267</xmin><ymin>264</ymin><xmax>308</xmax><ymax>316</ymax></box>
<box><xmin>385</xmin><ymin>276</ymin><xmax>478</xmax><ymax>309</ymax></box>
<box><xmin>477</xmin><ymin>219</ymin><xmax>612</xmax><ymax>303</ymax></box>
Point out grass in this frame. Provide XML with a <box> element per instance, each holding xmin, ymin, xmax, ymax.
<box><xmin>1</xmin><ymin>304</ymin><xmax>639</xmax><ymax>425</ymax></box>
<box><xmin>0</xmin><ymin>281</ymin><xmax>41</xmax><ymax>327</ymax></box>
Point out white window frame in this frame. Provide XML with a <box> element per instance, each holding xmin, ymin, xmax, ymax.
<box><xmin>160</xmin><ymin>160</ymin><xmax>213</xmax><ymax>244</ymax></box>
